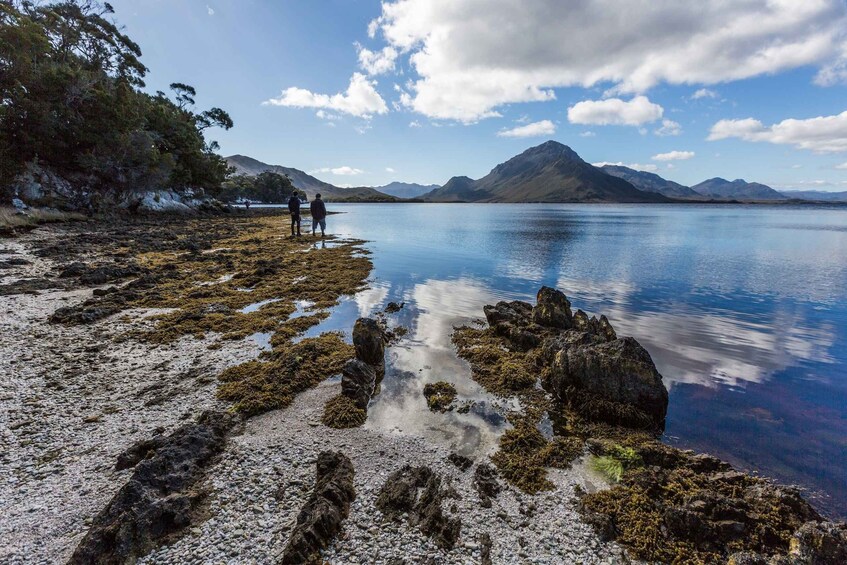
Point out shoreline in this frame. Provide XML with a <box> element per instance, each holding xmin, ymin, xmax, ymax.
<box><xmin>1</xmin><ymin>211</ymin><xmax>843</xmax><ymax>563</ymax></box>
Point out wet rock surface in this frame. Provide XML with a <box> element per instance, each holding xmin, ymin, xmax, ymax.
<box><xmin>279</xmin><ymin>451</ymin><xmax>355</xmax><ymax>565</ymax></box>
<box><xmin>352</xmin><ymin>317</ymin><xmax>385</xmax><ymax>369</ymax></box>
<box><xmin>69</xmin><ymin>411</ymin><xmax>237</xmax><ymax>564</ymax></box>
<box><xmin>340</xmin><ymin>358</ymin><xmax>377</xmax><ymax>410</ymax></box>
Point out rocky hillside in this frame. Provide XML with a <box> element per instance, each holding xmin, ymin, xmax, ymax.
<box><xmin>374</xmin><ymin>182</ymin><xmax>439</xmax><ymax>199</ymax></box>
<box><xmin>600</xmin><ymin>165</ymin><xmax>702</xmax><ymax>199</ymax></box>
<box><xmin>225</xmin><ymin>155</ymin><xmax>396</xmax><ymax>202</ymax></box>
<box><xmin>423</xmin><ymin>141</ymin><xmax>667</xmax><ymax>203</ymax></box>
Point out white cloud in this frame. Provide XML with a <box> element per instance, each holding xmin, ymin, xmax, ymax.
<box><xmin>691</xmin><ymin>88</ymin><xmax>718</xmax><ymax>99</ymax></box>
<box><xmin>593</xmin><ymin>161</ymin><xmax>659</xmax><ymax>172</ymax></box>
<box><xmin>579</xmin><ymin>131</ymin><xmax>596</xmax><ymax>137</ymax></box>
<box><xmin>310</xmin><ymin>166</ymin><xmax>365</xmax><ymax>176</ymax></box>
<box><xmin>263</xmin><ymin>73</ymin><xmax>388</xmax><ymax>118</ymax></box>
<box><xmin>496</xmin><ymin>119</ymin><xmax>556</xmax><ymax>138</ymax></box>
<box><xmin>315</xmin><ymin>110</ymin><xmax>340</xmax><ymax>120</ymax></box>
<box><xmin>568</xmin><ymin>96</ymin><xmax>663</xmax><ymax>126</ymax></box>
<box><xmin>708</xmin><ymin>111</ymin><xmax>847</xmax><ymax>153</ymax></box>
<box><xmin>385</xmin><ymin>167</ymin><xmax>396</xmax><ymax>173</ymax></box>
<box><xmin>836</xmin><ymin>161</ymin><xmax>847</xmax><ymax>169</ymax></box>
<box><xmin>356</xmin><ymin>44</ymin><xmax>398</xmax><ymax>75</ymax></box>
<box><xmin>655</xmin><ymin>119</ymin><xmax>682</xmax><ymax>136</ymax></box>
<box><xmin>367</xmin><ymin>0</ymin><xmax>847</xmax><ymax>122</ymax></box>
<box><xmin>652</xmin><ymin>150</ymin><xmax>695</xmax><ymax>161</ymax></box>
<box><xmin>409</xmin><ymin>120</ymin><xmax>422</xmax><ymax>127</ymax></box>
<box><xmin>206</xmin><ymin>5</ymin><xmax>214</xmax><ymax>16</ymax></box>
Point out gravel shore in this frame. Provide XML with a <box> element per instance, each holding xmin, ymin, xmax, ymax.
<box><xmin>1</xmin><ymin>225</ymin><xmax>627</xmax><ymax>564</ymax></box>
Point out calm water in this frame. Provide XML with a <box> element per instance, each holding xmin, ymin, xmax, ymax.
<box><xmin>289</xmin><ymin>203</ymin><xmax>847</xmax><ymax>519</ymax></box>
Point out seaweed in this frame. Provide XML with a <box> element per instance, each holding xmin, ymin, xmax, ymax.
<box><xmin>422</xmin><ymin>381</ymin><xmax>457</xmax><ymax>412</ymax></box>
<box><xmin>321</xmin><ymin>395</ymin><xmax>367</xmax><ymax>428</ymax></box>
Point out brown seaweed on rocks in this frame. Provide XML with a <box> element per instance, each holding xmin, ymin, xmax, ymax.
<box><xmin>452</xmin><ymin>285</ymin><xmax>847</xmax><ymax>563</ymax></box>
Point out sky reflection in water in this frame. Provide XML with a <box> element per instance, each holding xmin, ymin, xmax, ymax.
<box><xmin>298</xmin><ymin>203</ymin><xmax>847</xmax><ymax>518</ymax></box>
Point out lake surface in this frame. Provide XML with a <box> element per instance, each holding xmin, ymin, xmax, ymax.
<box><xmin>293</xmin><ymin>203</ymin><xmax>847</xmax><ymax>519</ymax></box>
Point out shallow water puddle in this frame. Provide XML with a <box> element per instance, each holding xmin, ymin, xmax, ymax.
<box><xmin>239</xmin><ymin>297</ymin><xmax>283</xmax><ymax>314</ymax></box>
<box><xmin>195</xmin><ymin>273</ymin><xmax>235</xmax><ymax>287</ymax></box>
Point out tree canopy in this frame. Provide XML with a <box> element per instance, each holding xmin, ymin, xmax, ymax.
<box><xmin>0</xmin><ymin>0</ymin><xmax>233</xmax><ymax>207</ymax></box>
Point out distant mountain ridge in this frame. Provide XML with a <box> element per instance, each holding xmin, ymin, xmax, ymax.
<box><xmin>600</xmin><ymin>165</ymin><xmax>702</xmax><ymax>199</ymax></box>
<box><xmin>690</xmin><ymin>178</ymin><xmax>786</xmax><ymax>201</ymax></box>
<box><xmin>779</xmin><ymin>190</ymin><xmax>847</xmax><ymax>202</ymax></box>
<box><xmin>423</xmin><ymin>141</ymin><xmax>667</xmax><ymax>203</ymax></box>
<box><xmin>374</xmin><ymin>181</ymin><xmax>439</xmax><ymax>199</ymax></box>
<box><xmin>225</xmin><ymin>155</ymin><xmax>396</xmax><ymax>202</ymax></box>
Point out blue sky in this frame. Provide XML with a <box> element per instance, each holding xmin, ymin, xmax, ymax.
<box><xmin>108</xmin><ymin>0</ymin><xmax>847</xmax><ymax>191</ymax></box>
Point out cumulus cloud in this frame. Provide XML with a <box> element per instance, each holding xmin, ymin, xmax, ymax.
<box><xmin>691</xmin><ymin>88</ymin><xmax>718</xmax><ymax>99</ymax></box>
<box><xmin>836</xmin><ymin>161</ymin><xmax>847</xmax><ymax>169</ymax></box>
<box><xmin>655</xmin><ymin>119</ymin><xmax>682</xmax><ymax>136</ymax></box>
<box><xmin>315</xmin><ymin>110</ymin><xmax>340</xmax><ymax>120</ymax></box>
<box><xmin>206</xmin><ymin>5</ymin><xmax>214</xmax><ymax>16</ymax></box>
<box><xmin>496</xmin><ymin>119</ymin><xmax>556</xmax><ymax>138</ymax></box>
<box><xmin>356</xmin><ymin>44</ymin><xmax>398</xmax><ymax>75</ymax></box>
<box><xmin>652</xmin><ymin>150</ymin><xmax>695</xmax><ymax>161</ymax></box>
<box><xmin>568</xmin><ymin>96</ymin><xmax>663</xmax><ymax>126</ymax></box>
<box><xmin>708</xmin><ymin>111</ymin><xmax>847</xmax><ymax>153</ymax></box>
<box><xmin>310</xmin><ymin>166</ymin><xmax>365</xmax><ymax>176</ymax></box>
<box><xmin>263</xmin><ymin>73</ymin><xmax>388</xmax><ymax>118</ymax></box>
<box><xmin>385</xmin><ymin>167</ymin><xmax>396</xmax><ymax>173</ymax></box>
<box><xmin>593</xmin><ymin>161</ymin><xmax>659</xmax><ymax>172</ymax></box>
<box><xmin>366</xmin><ymin>0</ymin><xmax>847</xmax><ymax>121</ymax></box>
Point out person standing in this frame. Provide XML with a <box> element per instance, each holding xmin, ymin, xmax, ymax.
<box><xmin>310</xmin><ymin>193</ymin><xmax>327</xmax><ymax>237</ymax></box>
<box><xmin>287</xmin><ymin>190</ymin><xmax>302</xmax><ymax>237</ymax></box>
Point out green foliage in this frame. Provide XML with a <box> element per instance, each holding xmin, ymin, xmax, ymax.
<box><xmin>219</xmin><ymin>172</ymin><xmax>295</xmax><ymax>204</ymax></box>
<box><xmin>0</xmin><ymin>1</ymin><xmax>233</xmax><ymax>206</ymax></box>
<box><xmin>589</xmin><ymin>445</ymin><xmax>642</xmax><ymax>483</ymax></box>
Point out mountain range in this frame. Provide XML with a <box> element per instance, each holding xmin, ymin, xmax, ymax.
<box><xmin>227</xmin><ymin>143</ymin><xmax>841</xmax><ymax>204</ymax></box>
<box><xmin>422</xmin><ymin>141</ymin><xmax>667</xmax><ymax>203</ymax></box>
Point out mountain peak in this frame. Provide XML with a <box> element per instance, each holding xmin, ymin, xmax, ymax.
<box><xmin>522</xmin><ymin>140</ymin><xmax>582</xmax><ymax>162</ymax></box>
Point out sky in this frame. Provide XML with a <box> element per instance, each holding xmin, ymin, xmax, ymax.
<box><xmin>106</xmin><ymin>0</ymin><xmax>847</xmax><ymax>192</ymax></box>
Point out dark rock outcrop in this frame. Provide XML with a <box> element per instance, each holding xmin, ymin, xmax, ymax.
<box><xmin>340</xmin><ymin>359</ymin><xmax>377</xmax><ymax>410</ymax></box>
<box><xmin>353</xmin><ymin>317</ymin><xmax>385</xmax><ymax>371</ymax></box>
<box><xmin>279</xmin><ymin>451</ymin><xmax>355</xmax><ymax>565</ymax></box>
<box><xmin>543</xmin><ymin>336</ymin><xmax>668</xmax><ymax>428</ymax></box>
<box><xmin>447</xmin><ymin>453</ymin><xmax>473</xmax><ymax>472</ymax></box>
<box><xmin>531</xmin><ymin>286</ymin><xmax>573</xmax><ymax>329</ymax></box>
<box><xmin>375</xmin><ymin>465</ymin><xmax>461</xmax><ymax>549</ymax></box>
<box><xmin>473</xmin><ymin>464</ymin><xmax>501</xmax><ymax>508</ymax></box>
<box><xmin>69</xmin><ymin>411</ymin><xmax>236</xmax><ymax>564</ymax></box>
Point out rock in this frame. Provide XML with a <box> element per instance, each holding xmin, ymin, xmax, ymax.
<box><xmin>483</xmin><ymin>300</ymin><xmax>541</xmax><ymax>350</ymax></box>
<box><xmin>279</xmin><ymin>451</ymin><xmax>356</xmax><ymax>565</ymax></box>
<box><xmin>384</xmin><ymin>302</ymin><xmax>404</xmax><ymax>313</ymax></box>
<box><xmin>473</xmin><ymin>464</ymin><xmax>501</xmax><ymax>508</ymax></box>
<box><xmin>340</xmin><ymin>359</ymin><xmax>377</xmax><ymax>410</ymax></box>
<box><xmin>114</xmin><ymin>436</ymin><xmax>168</xmax><ymax>471</ymax></box>
<box><xmin>543</xmin><ymin>335</ymin><xmax>669</xmax><ymax>429</ymax></box>
<box><xmin>353</xmin><ymin>317</ymin><xmax>385</xmax><ymax>370</ymax></box>
<box><xmin>69</xmin><ymin>411</ymin><xmax>236</xmax><ymax>564</ymax></box>
<box><xmin>479</xmin><ymin>532</ymin><xmax>493</xmax><ymax>565</ymax></box>
<box><xmin>727</xmin><ymin>552</ymin><xmax>769</xmax><ymax>565</ymax></box>
<box><xmin>531</xmin><ymin>286</ymin><xmax>573</xmax><ymax>329</ymax></box>
<box><xmin>447</xmin><ymin>453</ymin><xmax>473</xmax><ymax>472</ymax></box>
<box><xmin>375</xmin><ymin>465</ymin><xmax>461</xmax><ymax>549</ymax></box>
<box><xmin>789</xmin><ymin>521</ymin><xmax>847</xmax><ymax>564</ymax></box>
<box><xmin>422</xmin><ymin>382</ymin><xmax>457</xmax><ymax>413</ymax></box>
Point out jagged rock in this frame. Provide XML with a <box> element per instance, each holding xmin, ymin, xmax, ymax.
<box><xmin>473</xmin><ymin>463</ymin><xmax>501</xmax><ymax>508</ymax></box>
<box><xmin>50</xmin><ymin>304</ymin><xmax>122</xmax><ymax>325</ymax></box>
<box><xmin>353</xmin><ymin>317</ymin><xmax>385</xmax><ymax>370</ymax></box>
<box><xmin>69</xmin><ymin>411</ymin><xmax>236</xmax><ymax>564</ymax></box>
<box><xmin>483</xmin><ymin>300</ymin><xmax>541</xmax><ymax>350</ymax></box>
<box><xmin>543</xmin><ymin>335</ymin><xmax>669</xmax><ymax>428</ymax></box>
<box><xmin>340</xmin><ymin>359</ymin><xmax>377</xmax><ymax>409</ymax></box>
<box><xmin>531</xmin><ymin>286</ymin><xmax>573</xmax><ymax>329</ymax></box>
<box><xmin>384</xmin><ymin>301</ymin><xmax>404</xmax><ymax>313</ymax></box>
<box><xmin>789</xmin><ymin>521</ymin><xmax>847</xmax><ymax>564</ymax></box>
<box><xmin>375</xmin><ymin>465</ymin><xmax>461</xmax><ymax>549</ymax></box>
<box><xmin>279</xmin><ymin>451</ymin><xmax>355</xmax><ymax>565</ymax></box>
<box><xmin>114</xmin><ymin>435</ymin><xmax>168</xmax><ymax>471</ymax></box>
<box><xmin>447</xmin><ymin>453</ymin><xmax>473</xmax><ymax>472</ymax></box>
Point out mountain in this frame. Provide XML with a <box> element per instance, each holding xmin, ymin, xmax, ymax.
<box><xmin>600</xmin><ymin>165</ymin><xmax>702</xmax><ymax>199</ymax></box>
<box><xmin>225</xmin><ymin>155</ymin><xmax>396</xmax><ymax>202</ymax></box>
<box><xmin>690</xmin><ymin>178</ymin><xmax>787</xmax><ymax>201</ymax></box>
<box><xmin>779</xmin><ymin>190</ymin><xmax>847</xmax><ymax>202</ymax></box>
<box><xmin>374</xmin><ymin>181</ymin><xmax>439</xmax><ymax>199</ymax></box>
<box><xmin>422</xmin><ymin>141</ymin><xmax>667</xmax><ymax>203</ymax></box>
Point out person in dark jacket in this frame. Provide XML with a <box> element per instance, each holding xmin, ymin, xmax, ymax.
<box><xmin>287</xmin><ymin>191</ymin><xmax>302</xmax><ymax>236</ymax></box>
<box><xmin>310</xmin><ymin>193</ymin><xmax>327</xmax><ymax>237</ymax></box>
